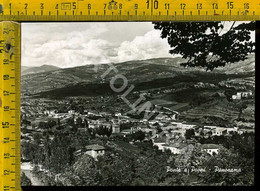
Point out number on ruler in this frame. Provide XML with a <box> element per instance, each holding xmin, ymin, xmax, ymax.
<box><xmin>212</xmin><ymin>3</ymin><xmax>218</xmax><ymax>9</ymax></box>
<box><xmin>4</xmin><ymin>153</ymin><xmax>10</xmax><ymax>159</ymax></box>
<box><xmin>146</xmin><ymin>0</ymin><xmax>149</xmax><ymax>9</ymax></box>
<box><xmin>3</xmin><ymin>74</ymin><xmax>9</xmax><ymax>80</ymax></box>
<box><xmin>3</xmin><ymin>137</ymin><xmax>9</xmax><ymax>143</ymax></box>
<box><xmin>154</xmin><ymin>0</ymin><xmax>159</xmax><ymax>9</ymax></box>
<box><xmin>4</xmin><ymin>106</ymin><xmax>10</xmax><ymax>111</ymax></box>
<box><xmin>3</xmin><ymin>90</ymin><xmax>10</xmax><ymax>96</ymax></box>
<box><xmin>180</xmin><ymin>3</ymin><xmax>186</xmax><ymax>9</ymax></box>
<box><xmin>4</xmin><ymin>186</ymin><xmax>10</xmax><ymax>191</ymax></box>
<box><xmin>2</xmin><ymin>122</ymin><xmax>9</xmax><ymax>128</ymax></box>
<box><xmin>244</xmin><ymin>3</ymin><xmax>249</xmax><ymax>9</ymax></box>
<box><xmin>197</xmin><ymin>3</ymin><xmax>202</xmax><ymax>9</ymax></box>
<box><xmin>3</xmin><ymin>59</ymin><xmax>9</xmax><ymax>65</ymax></box>
<box><xmin>227</xmin><ymin>2</ymin><xmax>234</xmax><ymax>9</ymax></box>
<box><xmin>72</xmin><ymin>2</ymin><xmax>77</xmax><ymax>9</ymax></box>
<box><xmin>4</xmin><ymin>170</ymin><xmax>10</xmax><ymax>175</ymax></box>
<box><xmin>40</xmin><ymin>3</ymin><xmax>44</xmax><ymax>9</ymax></box>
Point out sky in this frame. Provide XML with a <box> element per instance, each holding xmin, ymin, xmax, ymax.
<box><xmin>22</xmin><ymin>22</ymin><xmax>255</xmax><ymax>68</ymax></box>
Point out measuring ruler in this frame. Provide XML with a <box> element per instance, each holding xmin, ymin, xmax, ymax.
<box><xmin>0</xmin><ymin>0</ymin><xmax>259</xmax><ymax>21</ymax></box>
<box><xmin>0</xmin><ymin>22</ymin><xmax>21</xmax><ymax>191</ymax></box>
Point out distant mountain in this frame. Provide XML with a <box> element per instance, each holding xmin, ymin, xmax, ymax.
<box><xmin>22</xmin><ymin>65</ymin><xmax>60</xmax><ymax>76</ymax></box>
<box><xmin>21</xmin><ymin>66</ymin><xmax>32</xmax><ymax>73</ymax></box>
<box><xmin>21</xmin><ymin>55</ymin><xmax>255</xmax><ymax>96</ymax></box>
<box><xmin>214</xmin><ymin>54</ymin><xmax>255</xmax><ymax>74</ymax></box>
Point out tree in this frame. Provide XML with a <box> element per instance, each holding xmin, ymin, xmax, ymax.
<box><xmin>74</xmin><ymin>130</ymin><xmax>90</xmax><ymax>150</ymax></box>
<box><xmin>57</xmin><ymin>118</ymin><xmax>61</xmax><ymax>126</ymax></box>
<box><xmin>84</xmin><ymin>119</ymin><xmax>89</xmax><ymax>129</ymax></box>
<box><xmin>42</xmin><ymin>133</ymin><xmax>51</xmax><ymax>170</ymax></box>
<box><xmin>87</xmin><ymin>127</ymin><xmax>96</xmax><ymax>139</ymax></box>
<box><xmin>153</xmin><ymin>22</ymin><xmax>255</xmax><ymax>70</ymax></box>
<box><xmin>32</xmin><ymin>133</ymin><xmax>41</xmax><ymax>145</ymax></box>
<box><xmin>199</xmin><ymin>148</ymin><xmax>253</xmax><ymax>185</ymax></box>
<box><xmin>38</xmin><ymin>122</ymin><xmax>47</xmax><ymax>129</ymax></box>
<box><xmin>185</xmin><ymin>129</ymin><xmax>195</xmax><ymax>139</ymax></box>
<box><xmin>131</xmin><ymin>131</ymin><xmax>145</xmax><ymax>142</ymax></box>
<box><xmin>72</xmin><ymin>154</ymin><xmax>100</xmax><ymax>186</ymax></box>
<box><xmin>96</xmin><ymin>125</ymin><xmax>112</xmax><ymax>138</ymax></box>
<box><xmin>76</xmin><ymin>117</ymin><xmax>83</xmax><ymax>127</ymax></box>
<box><xmin>67</xmin><ymin>118</ymin><xmax>75</xmax><ymax>126</ymax></box>
<box><xmin>47</xmin><ymin>120</ymin><xmax>57</xmax><ymax>129</ymax></box>
<box><xmin>49</xmin><ymin>133</ymin><xmax>72</xmax><ymax>172</ymax></box>
<box><xmin>96</xmin><ymin>151</ymin><xmax>135</xmax><ymax>186</ymax></box>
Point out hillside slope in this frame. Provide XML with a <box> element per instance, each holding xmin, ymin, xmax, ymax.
<box><xmin>22</xmin><ymin>65</ymin><xmax>60</xmax><ymax>76</ymax></box>
<box><xmin>21</xmin><ymin>54</ymin><xmax>255</xmax><ymax>95</ymax></box>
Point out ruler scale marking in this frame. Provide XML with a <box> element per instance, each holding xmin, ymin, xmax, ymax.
<box><xmin>0</xmin><ymin>21</ymin><xmax>21</xmax><ymax>191</ymax></box>
<box><xmin>0</xmin><ymin>0</ymin><xmax>258</xmax><ymax>21</ymax></box>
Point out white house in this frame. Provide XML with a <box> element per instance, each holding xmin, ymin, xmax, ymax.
<box><xmin>68</xmin><ymin>110</ymin><xmax>75</xmax><ymax>114</ymax></box>
<box><xmin>201</xmin><ymin>144</ymin><xmax>221</xmax><ymax>155</ymax></box>
<box><xmin>232</xmin><ymin>91</ymin><xmax>252</xmax><ymax>100</ymax></box>
<box><xmin>85</xmin><ymin>144</ymin><xmax>105</xmax><ymax>160</ymax></box>
<box><xmin>212</xmin><ymin>127</ymin><xmax>227</xmax><ymax>136</ymax></box>
<box><xmin>152</xmin><ymin>137</ymin><xmax>167</xmax><ymax>151</ymax></box>
<box><xmin>226</xmin><ymin>127</ymin><xmax>238</xmax><ymax>135</ymax></box>
<box><xmin>163</xmin><ymin>144</ymin><xmax>182</xmax><ymax>154</ymax></box>
<box><xmin>112</xmin><ymin>125</ymin><xmax>120</xmax><ymax>133</ymax></box>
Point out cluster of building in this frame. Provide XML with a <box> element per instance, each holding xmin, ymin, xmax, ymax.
<box><xmin>150</xmin><ymin>122</ymin><xmax>252</xmax><ymax>156</ymax></box>
<box><xmin>21</xmin><ymin>95</ymin><xmax>254</xmax><ymax>161</ymax></box>
<box><xmin>232</xmin><ymin>91</ymin><xmax>253</xmax><ymax>100</ymax></box>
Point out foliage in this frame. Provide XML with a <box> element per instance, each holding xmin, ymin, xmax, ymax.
<box><xmin>48</xmin><ymin>133</ymin><xmax>74</xmax><ymax>172</ymax></box>
<box><xmin>96</xmin><ymin>125</ymin><xmax>113</xmax><ymax>138</ymax></box>
<box><xmin>72</xmin><ymin>154</ymin><xmax>100</xmax><ymax>186</ymax></box>
<box><xmin>153</xmin><ymin>22</ymin><xmax>255</xmax><ymax>70</ymax></box>
<box><xmin>199</xmin><ymin>148</ymin><xmax>254</xmax><ymax>185</ymax></box>
<box><xmin>185</xmin><ymin>129</ymin><xmax>195</xmax><ymax>139</ymax></box>
<box><xmin>21</xmin><ymin>142</ymin><xmax>43</xmax><ymax>164</ymax></box>
<box><xmin>131</xmin><ymin>131</ymin><xmax>146</xmax><ymax>142</ymax></box>
<box><xmin>96</xmin><ymin>151</ymin><xmax>135</xmax><ymax>186</ymax></box>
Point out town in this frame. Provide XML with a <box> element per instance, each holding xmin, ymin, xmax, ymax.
<box><xmin>20</xmin><ymin>87</ymin><xmax>255</xmax><ymax>186</ymax></box>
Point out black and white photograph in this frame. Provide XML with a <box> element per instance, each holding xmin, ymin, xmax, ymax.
<box><xmin>20</xmin><ymin>21</ymin><xmax>255</xmax><ymax>186</ymax></box>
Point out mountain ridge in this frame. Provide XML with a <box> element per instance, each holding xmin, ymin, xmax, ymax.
<box><xmin>21</xmin><ymin>54</ymin><xmax>255</xmax><ymax>96</ymax></box>
<box><xmin>22</xmin><ymin>65</ymin><xmax>60</xmax><ymax>76</ymax></box>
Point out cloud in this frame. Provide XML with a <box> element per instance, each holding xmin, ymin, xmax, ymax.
<box><xmin>115</xmin><ymin>30</ymin><xmax>172</xmax><ymax>63</ymax></box>
<box><xmin>22</xmin><ymin>23</ymin><xmax>172</xmax><ymax>68</ymax></box>
<box><xmin>22</xmin><ymin>22</ymin><xmax>255</xmax><ymax>68</ymax></box>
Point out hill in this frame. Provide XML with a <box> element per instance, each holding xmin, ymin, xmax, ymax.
<box><xmin>21</xmin><ymin>54</ymin><xmax>254</xmax><ymax>95</ymax></box>
<box><xmin>21</xmin><ymin>66</ymin><xmax>32</xmax><ymax>73</ymax></box>
<box><xmin>22</xmin><ymin>65</ymin><xmax>60</xmax><ymax>76</ymax></box>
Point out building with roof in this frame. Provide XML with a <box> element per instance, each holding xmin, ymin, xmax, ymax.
<box><xmin>85</xmin><ymin>144</ymin><xmax>105</xmax><ymax>160</ymax></box>
<box><xmin>112</xmin><ymin>125</ymin><xmax>120</xmax><ymax>133</ymax></box>
<box><xmin>201</xmin><ymin>144</ymin><xmax>221</xmax><ymax>155</ymax></box>
<box><xmin>212</xmin><ymin>128</ymin><xmax>227</xmax><ymax>136</ymax></box>
<box><xmin>152</xmin><ymin>137</ymin><xmax>167</xmax><ymax>151</ymax></box>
